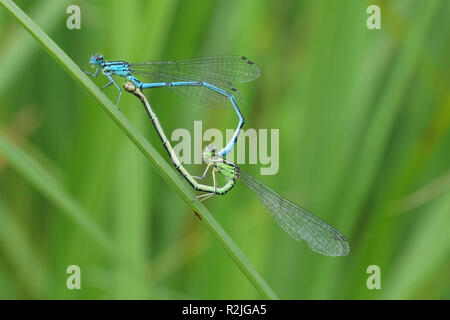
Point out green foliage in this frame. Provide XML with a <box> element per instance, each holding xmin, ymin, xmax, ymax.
<box><xmin>0</xmin><ymin>0</ymin><xmax>449</xmax><ymax>299</ymax></box>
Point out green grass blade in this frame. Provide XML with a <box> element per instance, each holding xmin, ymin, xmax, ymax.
<box><xmin>0</xmin><ymin>197</ymin><xmax>47</xmax><ymax>297</ymax></box>
<box><xmin>383</xmin><ymin>190</ymin><xmax>450</xmax><ymax>298</ymax></box>
<box><xmin>0</xmin><ymin>132</ymin><xmax>115</xmax><ymax>256</ymax></box>
<box><xmin>0</xmin><ymin>0</ymin><xmax>70</xmax><ymax>95</ymax></box>
<box><xmin>0</xmin><ymin>0</ymin><xmax>278</xmax><ymax>299</ymax></box>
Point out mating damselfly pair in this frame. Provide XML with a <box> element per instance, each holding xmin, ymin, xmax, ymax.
<box><xmin>86</xmin><ymin>55</ymin><xmax>350</xmax><ymax>257</ymax></box>
<box><xmin>85</xmin><ymin>54</ymin><xmax>259</xmax><ymax>157</ymax></box>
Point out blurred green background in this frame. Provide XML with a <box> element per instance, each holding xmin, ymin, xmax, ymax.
<box><xmin>0</xmin><ymin>0</ymin><xmax>449</xmax><ymax>299</ymax></box>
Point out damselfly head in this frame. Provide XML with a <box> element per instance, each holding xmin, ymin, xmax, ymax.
<box><xmin>202</xmin><ymin>145</ymin><xmax>217</xmax><ymax>163</ymax></box>
<box><xmin>89</xmin><ymin>53</ymin><xmax>104</xmax><ymax>66</ymax></box>
<box><xmin>123</xmin><ymin>82</ymin><xmax>136</xmax><ymax>93</ymax></box>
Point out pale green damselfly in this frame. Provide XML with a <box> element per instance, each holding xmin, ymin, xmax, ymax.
<box><xmin>124</xmin><ymin>82</ymin><xmax>350</xmax><ymax>257</ymax></box>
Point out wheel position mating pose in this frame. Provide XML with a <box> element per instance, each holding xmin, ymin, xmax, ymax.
<box><xmin>85</xmin><ymin>54</ymin><xmax>260</xmax><ymax>157</ymax></box>
<box><xmin>123</xmin><ymin>82</ymin><xmax>350</xmax><ymax>257</ymax></box>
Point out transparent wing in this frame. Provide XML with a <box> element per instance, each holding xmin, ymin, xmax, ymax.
<box><xmin>239</xmin><ymin>171</ymin><xmax>350</xmax><ymax>257</ymax></box>
<box><xmin>130</xmin><ymin>56</ymin><xmax>260</xmax><ymax>109</ymax></box>
<box><xmin>131</xmin><ymin>56</ymin><xmax>261</xmax><ymax>83</ymax></box>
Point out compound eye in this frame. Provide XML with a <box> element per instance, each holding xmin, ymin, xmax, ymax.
<box><xmin>205</xmin><ymin>145</ymin><xmax>217</xmax><ymax>157</ymax></box>
<box><xmin>92</xmin><ymin>53</ymin><xmax>103</xmax><ymax>61</ymax></box>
